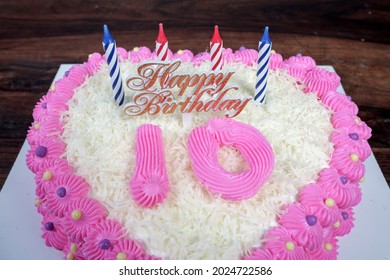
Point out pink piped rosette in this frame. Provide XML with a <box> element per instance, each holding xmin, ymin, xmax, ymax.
<box><xmin>245</xmin><ymin>52</ymin><xmax>372</xmax><ymax>260</ymax></box>
<box><xmin>27</xmin><ymin>48</ymin><xmax>371</xmax><ymax>260</ymax></box>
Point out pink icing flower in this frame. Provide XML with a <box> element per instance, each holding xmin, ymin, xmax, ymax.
<box><xmin>128</xmin><ymin>47</ymin><xmax>153</xmax><ymax>63</ymax></box>
<box><xmin>82</xmin><ymin>219</ymin><xmax>124</xmax><ymax>260</ymax></box>
<box><xmin>269</xmin><ymin>52</ymin><xmax>283</xmax><ymax>70</ymax></box>
<box><xmin>279</xmin><ymin>203</ymin><xmax>324</xmax><ymax>250</ymax></box>
<box><xmin>329</xmin><ymin>147</ymin><xmax>365</xmax><ymax>183</ymax></box>
<box><xmin>307</xmin><ymin>235</ymin><xmax>339</xmax><ymax>260</ymax></box>
<box><xmin>282</xmin><ymin>54</ymin><xmax>316</xmax><ymax>80</ymax></box>
<box><xmin>84</xmin><ymin>52</ymin><xmax>104</xmax><ymax>74</ymax></box>
<box><xmin>45</xmin><ymin>173</ymin><xmax>90</xmax><ymax>217</ymax></box>
<box><xmin>35</xmin><ymin>158</ymin><xmax>73</xmax><ymax>198</ymax></box>
<box><xmin>317</xmin><ymin>168</ymin><xmax>362</xmax><ymax>209</ymax></box>
<box><xmin>32</xmin><ymin>94</ymin><xmax>53</xmax><ymax>122</ymax></box>
<box><xmin>26</xmin><ymin>137</ymin><xmax>66</xmax><ymax>173</ymax></box>
<box><xmin>63</xmin><ymin>241</ymin><xmax>86</xmax><ymax>260</ymax></box>
<box><xmin>234</xmin><ymin>48</ymin><xmax>258</xmax><ymax>66</ymax></box>
<box><xmin>298</xmin><ymin>184</ymin><xmax>340</xmax><ymax>227</ymax></box>
<box><xmin>262</xmin><ymin>227</ymin><xmax>309</xmax><ymax>260</ymax></box>
<box><xmin>331</xmin><ymin>111</ymin><xmax>372</xmax><ymax>140</ymax></box>
<box><xmin>332</xmin><ymin>208</ymin><xmax>355</xmax><ymax>237</ymax></box>
<box><xmin>41</xmin><ymin>214</ymin><xmax>68</xmax><ymax>251</ymax></box>
<box><xmin>116</xmin><ymin>47</ymin><xmax>129</xmax><ymax>62</ymax></box>
<box><xmin>193</xmin><ymin>52</ymin><xmax>211</xmax><ymax>66</ymax></box>
<box><xmin>244</xmin><ymin>248</ymin><xmax>273</xmax><ymax>260</ymax></box>
<box><xmin>27</xmin><ymin>116</ymin><xmax>63</xmax><ymax>146</ymax></box>
<box><xmin>303</xmin><ymin>68</ymin><xmax>340</xmax><ymax>98</ymax></box>
<box><xmin>222</xmin><ymin>48</ymin><xmax>236</xmax><ymax>65</ymax></box>
<box><xmin>331</xmin><ymin>128</ymin><xmax>371</xmax><ymax>161</ymax></box>
<box><xmin>63</xmin><ymin>197</ymin><xmax>106</xmax><ymax>242</ymax></box>
<box><xmin>172</xmin><ymin>49</ymin><xmax>194</xmax><ymax>63</ymax></box>
<box><xmin>108</xmin><ymin>238</ymin><xmax>145</xmax><ymax>260</ymax></box>
<box><xmin>321</xmin><ymin>90</ymin><xmax>359</xmax><ymax>115</ymax></box>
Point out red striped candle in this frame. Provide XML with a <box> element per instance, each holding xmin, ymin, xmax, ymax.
<box><xmin>156</xmin><ymin>23</ymin><xmax>169</xmax><ymax>61</ymax></box>
<box><xmin>210</xmin><ymin>25</ymin><xmax>223</xmax><ymax>71</ymax></box>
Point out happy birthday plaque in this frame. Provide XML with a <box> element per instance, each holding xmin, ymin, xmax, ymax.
<box><xmin>123</xmin><ymin>60</ymin><xmax>251</xmax><ymax>118</ymax></box>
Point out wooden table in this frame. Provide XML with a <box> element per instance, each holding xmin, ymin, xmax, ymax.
<box><xmin>0</xmin><ymin>0</ymin><xmax>389</xmax><ymax>190</ymax></box>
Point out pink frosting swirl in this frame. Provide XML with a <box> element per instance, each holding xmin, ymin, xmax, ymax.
<box><xmin>63</xmin><ymin>197</ymin><xmax>106</xmax><ymax>242</ymax></box>
<box><xmin>244</xmin><ymin>248</ymin><xmax>273</xmax><ymax>260</ymax></box>
<box><xmin>41</xmin><ymin>214</ymin><xmax>68</xmax><ymax>251</ymax></box>
<box><xmin>116</xmin><ymin>47</ymin><xmax>129</xmax><ymax>62</ymax></box>
<box><xmin>82</xmin><ymin>219</ymin><xmax>124</xmax><ymax>260</ymax></box>
<box><xmin>331</xmin><ymin>111</ymin><xmax>372</xmax><ymax>140</ymax></box>
<box><xmin>331</xmin><ymin>130</ymin><xmax>371</xmax><ymax>161</ymax></box>
<box><xmin>32</xmin><ymin>94</ymin><xmax>54</xmax><ymax>122</ymax></box>
<box><xmin>63</xmin><ymin>64</ymin><xmax>89</xmax><ymax>88</ymax></box>
<box><xmin>172</xmin><ymin>49</ymin><xmax>194</xmax><ymax>63</ymax></box>
<box><xmin>128</xmin><ymin>47</ymin><xmax>154</xmax><ymax>63</ymax></box>
<box><xmin>45</xmin><ymin>173</ymin><xmax>90</xmax><ymax>217</ymax></box>
<box><xmin>282</xmin><ymin>54</ymin><xmax>316</xmax><ymax>80</ymax></box>
<box><xmin>307</xmin><ymin>235</ymin><xmax>339</xmax><ymax>260</ymax></box>
<box><xmin>279</xmin><ymin>203</ymin><xmax>324</xmax><ymax>250</ymax></box>
<box><xmin>298</xmin><ymin>184</ymin><xmax>340</xmax><ymax>227</ymax></box>
<box><xmin>262</xmin><ymin>227</ymin><xmax>309</xmax><ymax>260</ymax></box>
<box><xmin>234</xmin><ymin>47</ymin><xmax>258</xmax><ymax>66</ymax></box>
<box><xmin>317</xmin><ymin>168</ymin><xmax>362</xmax><ymax>209</ymax></box>
<box><xmin>187</xmin><ymin>118</ymin><xmax>274</xmax><ymax>201</ymax></box>
<box><xmin>27</xmin><ymin>115</ymin><xmax>63</xmax><ymax>146</ymax></box>
<box><xmin>35</xmin><ymin>158</ymin><xmax>73</xmax><ymax>198</ymax></box>
<box><xmin>269</xmin><ymin>52</ymin><xmax>283</xmax><ymax>70</ymax></box>
<box><xmin>26</xmin><ymin>136</ymin><xmax>66</xmax><ymax>173</ymax></box>
<box><xmin>329</xmin><ymin>147</ymin><xmax>365</xmax><ymax>183</ymax></box>
<box><xmin>303</xmin><ymin>68</ymin><xmax>340</xmax><ymax>98</ymax></box>
<box><xmin>63</xmin><ymin>241</ymin><xmax>86</xmax><ymax>260</ymax></box>
<box><xmin>332</xmin><ymin>208</ymin><xmax>355</xmax><ymax>237</ymax></box>
<box><xmin>108</xmin><ymin>238</ymin><xmax>145</xmax><ymax>260</ymax></box>
<box><xmin>321</xmin><ymin>90</ymin><xmax>359</xmax><ymax>115</ymax></box>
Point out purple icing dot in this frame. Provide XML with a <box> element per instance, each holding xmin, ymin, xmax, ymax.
<box><xmin>64</xmin><ymin>70</ymin><xmax>70</xmax><ymax>77</ymax></box>
<box><xmin>342</xmin><ymin>212</ymin><xmax>349</xmax><ymax>220</ymax></box>
<box><xmin>347</xmin><ymin>95</ymin><xmax>352</xmax><ymax>100</ymax></box>
<box><xmin>239</xmin><ymin>46</ymin><xmax>247</xmax><ymax>51</ymax></box>
<box><xmin>45</xmin><ymin>222</ymin><xmax>54</xmax><ymax>231</ymax></box>
<box><xmin>348</xmin><ymin>133</ymin><xmax>359</xmax><ymax>140</ymax></box>
<box><xmin>306</xmin><ymin>215</ymin><xmax>317</xmax><ymax>226</ymax></box>
<box><xmin>99</xmin><ymin>239</ymin><xmax>111</xmax><ymax>250</ymax></box>
<box><xmin>56</xmin><ymin>187</ymin><xmax>67</xmax><ymax>198</ymax></box>
<box><xmin>35</xmin><ymin>146</ymin><xmax>47</xmax><ymax>158</ymax></box>
<box><xmin>41</xmin><ymin>102</ymin><xmax>47</xmax><ymax>109</ymax></box>
<box><xmin>340</xmin><ymin>175</ymin><xmax>348</xmax><ymax>185</ymax></box>
<box><xmin>296</xmin><ymin>53</ymin><xmax>302</xmax><ymax>57</ymax></box>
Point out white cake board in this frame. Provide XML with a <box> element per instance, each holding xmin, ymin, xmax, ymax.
<box><xmin>0</xmin><ymin>65</ymin><xmax>389</xmax><ymax>260</ymax></box>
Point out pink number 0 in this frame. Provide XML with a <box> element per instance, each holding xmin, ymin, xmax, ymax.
<box><xmin>130</xmin><ymin>118</ymin><xmax>274</xmax><ymax>207</ymax></box>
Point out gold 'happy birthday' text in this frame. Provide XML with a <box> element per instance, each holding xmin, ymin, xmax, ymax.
<box><xmin>123</xmin><ymin>61</ymin><xmax>251</xmax><ymax>117</ymax></box>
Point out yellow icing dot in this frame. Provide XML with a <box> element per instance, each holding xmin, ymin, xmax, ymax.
<box><xmin>43</xmin><ymin>171</ymin><xmax>53</xmax><ymax>181</ymax></box>
<box><xmin>354</xmin><ymin>117</ymin><xmax>361</xmax><ymax>125</ymax></box>
<box><xmin>285</xmin><ymin>241</ymin><xmax>295</xmax><ymax>251</ymax></box>
<box><xmin>177</xmin><ymin>50</ymin><xmax>184</xmax><ymax>55</ymax></box>
<box><xmin>325</xmin><ymin>198</ymin><xmax>335</xmax><ymax>207</ymax></box>
<box><xmin>50</xmin><ymin>84</ymin><xmax>56</xmax><ymax>91</ymax></box>
<box><xmin>324</xmin><ymin>242</ymin><xmax>333</xmax><ymax>251</ymax></box>
<box><xmin>133</xmin><ymin>47</ymin><xmax>139</xmax><ymax>52</ymax></box>
<box><xmin>72</xmin><ymin>210</ymin><xmax>82</xmax><ymax>221</ymax></box>
<box><xmin>88</xmin><ymin>53</ymin><xmax>93</xmax><ymax>58</ymax></box>
<box><xmin>67</xmin><ymin>253</ymin><xmax>74</xmax><ymax>260</ymax></box>
<box><xmin>116</xmin><ymin>252</ymin><xmax>127</xmax><ymax>260</ymax></box>
<box><xmin>359</xmin><ymin>177</ymin><xmax>365</xmax><ymax>183</ymax></box>
<box><xmin>35</xmin><ymin>199</ymin><xmax>42</xmax><ymax>206</ymax></box>
<box><xmin>34</xmin><ymin>123</ymin><xmax>40</xmax><ymax>130</ymax></box>
<box><xmin>270</xmin><ymin>50</ymin><xmax>276</xmax><ymax>54</ymax></box>
<box><xmin>70</xmin><ymin>243</ymin><xmax>78</xmax><ymax>253</ymax></box>
<box><xmin>333</xmin><ymin>221</ymin><xmax>340</xmax><ymax>228</ymax></box>
<box><xmin>350</xmin><ymin>153</ymin><xmax>359</xmax><ymax>162</ymax></box>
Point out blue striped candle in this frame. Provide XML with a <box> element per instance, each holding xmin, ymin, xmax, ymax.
<box><xmin>255</xmin><ymin>26</ymin><xmax>272</xmax><ymax>103</ymax></box>
<box><xmin>102</xmin><ymin>25</ymin><xmax>125</xmax><ymax>106</ymax></box>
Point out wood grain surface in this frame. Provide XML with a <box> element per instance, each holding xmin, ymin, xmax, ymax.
<box><xmin>0</xmin><ymin>0</ymin><xmax>389</xmax><ymax>190</ymax></box>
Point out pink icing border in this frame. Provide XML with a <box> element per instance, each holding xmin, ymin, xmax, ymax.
<box><xmin>26</xmin><ymin>47</ymin><xmax>372</xmax><ymax>260</ymax></box>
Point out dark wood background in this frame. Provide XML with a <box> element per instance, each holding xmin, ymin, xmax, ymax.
<box><xmin>0</xmin><ymin>0</ymin><xmax>389</xmax><ymax>191</ymax></box>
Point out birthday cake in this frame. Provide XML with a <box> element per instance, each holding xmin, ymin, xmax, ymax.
<box><xmin>26</xmin><ymin>25</ymin><xmax>372</xmax><ymax>260</ymax></box>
